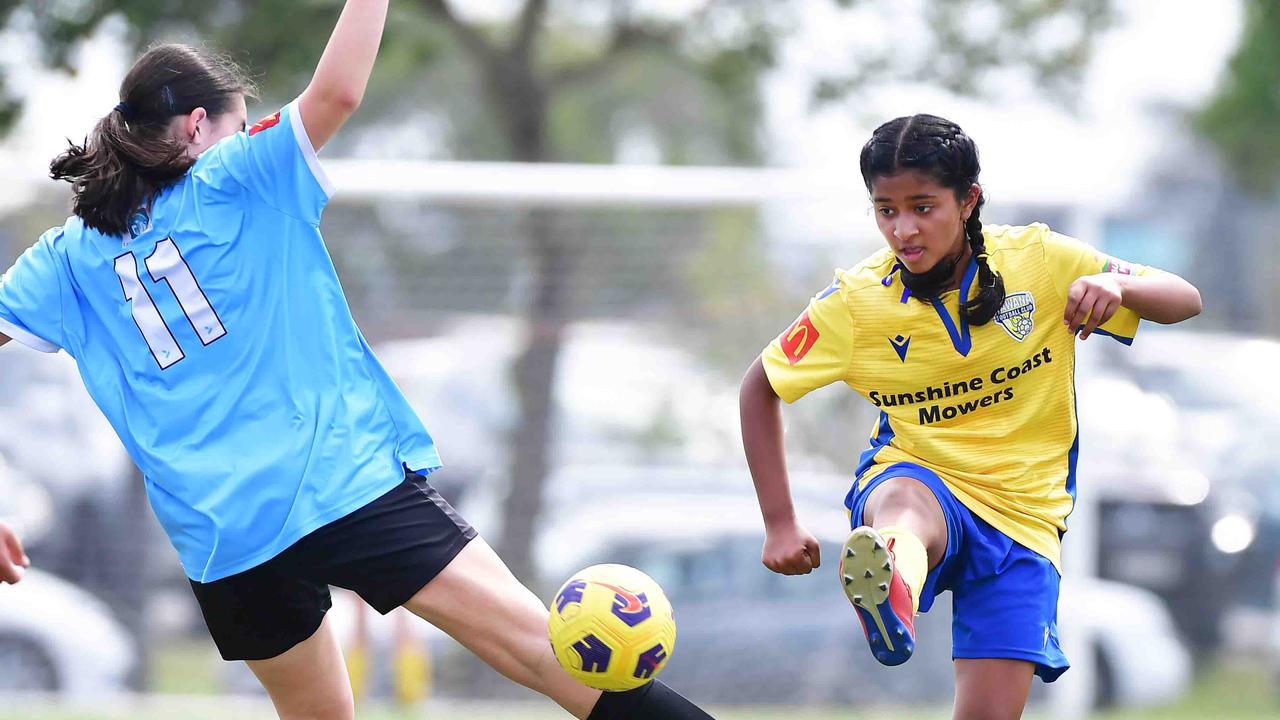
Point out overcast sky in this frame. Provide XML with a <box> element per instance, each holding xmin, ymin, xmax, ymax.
<box><xmin>764</xmin><ymin>0</ymin><xmax>1244</xmax><ymax>204</ymax></box>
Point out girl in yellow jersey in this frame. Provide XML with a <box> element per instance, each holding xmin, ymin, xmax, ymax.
<box><xmin>739</xmin><ymin>114</ymin><xmax>1202</xmax><ymax>719</ymax></box>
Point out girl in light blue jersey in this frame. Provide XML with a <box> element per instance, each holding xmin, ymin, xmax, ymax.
<box><xmin>0</xmin><ymin>3</ymin><xmax>711</xmax><ymax>719</ymax></box>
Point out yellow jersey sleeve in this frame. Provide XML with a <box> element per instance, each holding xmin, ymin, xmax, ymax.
<box><xmin>761</xmin><ymin>275</ymin><xmax>856</xmax><ymax>403</ymax></box>
<box><xmin>1041</xmin><ymin>229</ymin><xmax>1149</xmax><ymax>344</ymax></box>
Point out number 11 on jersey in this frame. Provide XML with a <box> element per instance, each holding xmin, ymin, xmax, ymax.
<box><xmin>115</xmin><ymin>238</ymin><xmax>227</xmax><ymax>369</ymax></box>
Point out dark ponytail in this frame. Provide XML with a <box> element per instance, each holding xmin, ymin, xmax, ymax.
<box><xmin>49</xmin><ymin>44</ymin><xmax>256</xmax><ymax>237</ymax></box>
<box><xmin>859</xmin><ymin>114</ymin><xmax>1005</xmax><ymax>325</ymax></box>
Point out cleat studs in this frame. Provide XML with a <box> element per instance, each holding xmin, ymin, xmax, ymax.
<box><xmin>843</xmin><ymin>575</ymin><xmax>853</xmax><ymax>586</ymax></box>
<box><xmin>863</xmin><ymin>569</ymin><xmax>874</xmax><ymax>579</ymax></box>
<box><xmin>852</xmin><ymin>594</ymin><xmax>863</xmax><ymax>604</ymax></box>
<box><xmin>882</xmin><ymin>561</ymin><xmax>892</xmax><ymax>571</ymax></box>
<box><xmin>896</xmin><ymin>628</ymin><xmax>905</xmax><ymax>637</ymax></box>
<box><xmin>845</xmin><ymin>547</ymin><xmax>855</xmax><ymax>558</ymax></box>
<box><xmin>878</xmin><ymin>582</ymin><xmax>889</xmax><ymax>592</ymax></box>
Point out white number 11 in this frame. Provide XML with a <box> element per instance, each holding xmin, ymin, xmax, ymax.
<box><xmin>115</xmin><ymin>238</ymin><xmax>227</xmax><ymax>369</ymax></box>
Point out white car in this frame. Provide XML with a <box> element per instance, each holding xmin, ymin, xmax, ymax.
<box><xmin>1058</xmin><ymin>576</ymin><xmax>1192</xmax><ymax>708</ymax></box>
<box><xmin>0</xmin><ymin>568</ymin><xmax>136</xmax><ymax>694</ymax></box>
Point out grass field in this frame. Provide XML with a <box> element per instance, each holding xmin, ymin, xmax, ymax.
<box><xmin>3</xmin><ymin>652</ymin><xmax>1275</xmax><ymax>720</ymax></box>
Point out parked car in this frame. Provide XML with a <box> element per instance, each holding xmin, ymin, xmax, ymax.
<box><xmin>537</xmin><ymin>487</ymin><xmax>1191</xmax><ymax>710</ymax></box>
<box><xmin>0</xmin><ymin>568</ymin><xmax>136</xmax><ymax>694</ymax></box>
<box><xmin>1058</xmin><ymin>576</ymin><xmax>1192</xmax><ymax>708</ymax></box>
<box><xmin>1081</xmin><ymin>329</ymin><xmax>1280</xmax><ymax>653</ymax></box>
<box><xmin>0</xmin><ymin>344</ymin><xmax>162</xmax><ymax>680</ymax></box>
<box><xmin>374</xmin><ymin>317</ymin><xmax>747</xmax><ymax>477</ymax></box>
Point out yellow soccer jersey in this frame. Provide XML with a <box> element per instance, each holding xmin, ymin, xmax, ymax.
<box><xmin>762</xmin><ymin>223</ymin><xmax>1152</xmax><ymax>571</ymax></box>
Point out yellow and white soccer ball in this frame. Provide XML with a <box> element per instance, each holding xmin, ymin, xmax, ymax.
<box><xmin>547</xmin><ymin>563</ymin><xmax>677</xmax><ymax>691</ymax></box>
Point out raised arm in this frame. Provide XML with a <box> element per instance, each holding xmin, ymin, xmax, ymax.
<box><xmin>298</xmin><ymin>0</ymin><xmax>390</xmax><ymax>151</ymax></box>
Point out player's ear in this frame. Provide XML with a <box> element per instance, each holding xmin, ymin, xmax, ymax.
<box><xmin>961</xmin><ymin>182</ymin><xmax>981</xmax><ymax>220</ymax></box>
<box><xmin>182</xmin><ymin>107</ymin><xmax>208</xmax><ymax>145</ymax></box>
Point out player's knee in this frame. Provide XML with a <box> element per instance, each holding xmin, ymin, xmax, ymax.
<box><xmin>867</xmin><ymin>477</ymin><xmax>937</xmax><ymax>522</ymax></box>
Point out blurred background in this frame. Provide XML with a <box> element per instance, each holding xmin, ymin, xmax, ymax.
<box><xmin>0</xmin><ymin>0</ymin><xmax>1278</xmax><ymax>718</ymax></box>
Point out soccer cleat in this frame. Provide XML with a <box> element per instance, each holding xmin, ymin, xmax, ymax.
<box><xmin>838</xmin><ymin>526</ymin><xmax>916</xmax><ymax>666</ymax></box>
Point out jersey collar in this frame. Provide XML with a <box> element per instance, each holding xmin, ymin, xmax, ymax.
<box><xmin>927</xmin><ymin>255</ymin><xmax>979</xmax><ymax>357</ymax></box>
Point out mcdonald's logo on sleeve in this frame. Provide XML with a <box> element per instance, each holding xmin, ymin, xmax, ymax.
<box><xmin>780</xmin><ymin>312</ymin><xmax>820</xmax><ymax>365</ymax></box>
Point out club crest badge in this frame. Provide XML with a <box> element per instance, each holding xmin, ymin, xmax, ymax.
<box><xmin>995</xmin><ymin>291</ymin><xmax>1035</xmax><ymax>342</ymax></box>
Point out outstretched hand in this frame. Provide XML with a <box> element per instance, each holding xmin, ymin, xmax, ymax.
<box><xmin>0</xmin><ymin>522</ymin><xmax>30</xmax><ymax>584</ymax></box>
<box><xmin>762</xmin><ymin>521</ymin><xmax>822</xmax><ymax>576</ymax></box>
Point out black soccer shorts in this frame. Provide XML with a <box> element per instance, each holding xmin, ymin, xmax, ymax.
<box><xmin>188</xmin><ymin>469</ymin><xmax>477</xmax><ymax>661</ymax></box>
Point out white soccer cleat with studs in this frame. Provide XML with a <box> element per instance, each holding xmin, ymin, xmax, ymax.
<box><xmin>839</xmin><ymin>526</ymin><xmax>917</xmax><ymax>666</ymax></box>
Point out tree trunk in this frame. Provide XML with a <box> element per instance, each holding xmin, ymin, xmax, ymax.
<box><xmin>496</xmin><ymin>207</ymin><xmax>570</xmax><ymax>584</ymax></box>
<box><xmin>488</xmin><ymin>60</ymin><xmax>568</xmax><ymax>584</ymax></box>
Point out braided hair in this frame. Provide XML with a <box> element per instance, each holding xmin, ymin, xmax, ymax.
<box><xmin>859</xmin><ymin>114</ymin><xmax>1005</xmax><ymax>325</ymax></box>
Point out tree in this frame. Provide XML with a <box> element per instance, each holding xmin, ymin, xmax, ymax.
<box><xmin>1</xmin><ymin>0</ymin><xmax>1115</xmax><ymax>583</ymax></box>
<box><xmin>1193</xmin><ymin>0</ymin><xmax>1280</xmax><ymax>195</ymax></box>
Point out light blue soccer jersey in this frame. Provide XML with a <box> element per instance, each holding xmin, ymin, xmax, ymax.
<box><xmin>0</xmin><ymin>100</ymin><xmax>441</xmax><ymax>582</ymax></box>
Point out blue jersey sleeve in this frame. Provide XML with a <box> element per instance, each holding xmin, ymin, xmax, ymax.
<box><xmin>0</xmin><ymin>232</ymin><xmax>67</xmax><ymax>353</ymax></box>
<box><xmin>209</xmin><ymin>99</ymin><xmax>334</xmax><ymax>226</ymax></box>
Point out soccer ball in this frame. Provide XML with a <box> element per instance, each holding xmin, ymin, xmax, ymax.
<box><xmin>547</xmin><ymin>563</ymin><xmax>677</xmax><ymax>691</ymax></box>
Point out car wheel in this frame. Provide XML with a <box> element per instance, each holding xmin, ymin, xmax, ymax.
<box><xmin>0</xmin><ymin>633</ymin><xmax>60</xmax><ymax>691</ymax></box>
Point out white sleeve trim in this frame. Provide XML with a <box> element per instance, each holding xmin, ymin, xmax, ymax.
<box><xmin>287</xmin><ymin>99</ymin><xmax>336</xmax><ymax>199</ymax></box>
<box><xmin>0</xmin><ymin>314</ymin><xmax>59</xmax><ymax>353</ymax></box>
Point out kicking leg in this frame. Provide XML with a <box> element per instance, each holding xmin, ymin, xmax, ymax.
<box><xmin>244</xmin><ymin>614</ymin><xmax>355</xmax><ymax>720</ymax></box>
<box><xmin>861</xmin><ymin>475</ymin><xmax>948</xmax><ymax>569</ymax></box>
<box><xmin>840</xmin><ymin>475</ymin><xmax>949</xmax><ymax>665</ymax></box>
<box><xmin>402</xmin><ymin>536</ymin><xmax>712</xmax><ymax>719</ymax></box>
<box><xmin>953</xmin><ymin>658</ymin><xmax>1034</xmax><ymax>720</ymax></box>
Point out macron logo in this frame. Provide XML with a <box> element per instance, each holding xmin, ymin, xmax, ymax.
<box><xmin>889</xmin><ymin>335</ymin><xmax>911</xmax><ymax>362</ymax></box>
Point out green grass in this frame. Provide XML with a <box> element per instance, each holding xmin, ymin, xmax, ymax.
<box><xmin>147</xmin><ymin>638</ymin><xmax>222</xmax><ymax>696</ymax></box>
<box><xmin>0</xmin><ymin>701</ymin><xmax>946</xmax><ymax>720</ymax></box>
<box><xmin>1091</xmin><ymin>662</ymin><xmax>1277</xmax><ymax>720</ymax></box>
<box><xmin>3</xmin><ymin>656</ymin><xmax>1275</xmax><ymax>720</ymax></box>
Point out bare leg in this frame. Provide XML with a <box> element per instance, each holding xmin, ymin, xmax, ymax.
<box><xmin>862</xmin><ymin>475</ymin><xmax>949</xmax><ymax>568</ymax></box>
<box><xmin>402</xmin><ymin>537</ymin><xmax>602</xmax><ymax>718</ymax></box>
<box><xmin>953</xmin><ymin>658</ymin><xmax>1035</xmax><ymax>720</ymax></box>
<box><xmin>244</xmin><ymin>614</ymin><xmax>355</xmax><ymax>720</ymax></box>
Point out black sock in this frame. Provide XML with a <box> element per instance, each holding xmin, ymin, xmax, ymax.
<box><xmin>587</xmin><ymin>680</ymin><xmax>715</xmax><ymax>720</ymax></box>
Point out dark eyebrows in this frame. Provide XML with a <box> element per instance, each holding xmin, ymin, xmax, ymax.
<box><xmin>872</xmin><ymin>194</ymin><xmax>939</xmax><ymax>203</ymax></box>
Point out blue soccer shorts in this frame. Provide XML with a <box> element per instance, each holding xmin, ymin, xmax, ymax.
<box><xmin>845</xmin><ymin>461</ymin><xmax>1070</xmax><ymax>682</ymax></box>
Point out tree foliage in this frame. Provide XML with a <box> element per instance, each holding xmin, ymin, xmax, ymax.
<box><xmin>2</xmin><ymin>1</ymin><xmax>1119</xmax><ymax>157</ymax></box>
<box><xmin>1193</xmin><ymin>0</ymin><xmax>1280</xmax><ymax>194</ymax></box>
